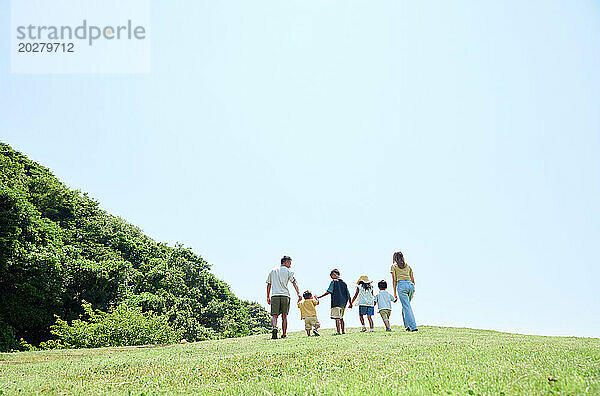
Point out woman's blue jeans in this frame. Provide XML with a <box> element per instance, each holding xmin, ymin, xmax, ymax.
<box><xmin>396</xmin><ymin>280</ymin><xmax>417</xmax><ymax>331</ymax></box>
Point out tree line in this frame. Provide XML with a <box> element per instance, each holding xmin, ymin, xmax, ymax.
<box><xmin>0</xmin><ymin>142</ymin><xmax>269</xmax><ymax>351</ymax></box>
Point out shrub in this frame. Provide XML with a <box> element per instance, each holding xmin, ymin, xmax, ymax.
<box><xmin>47</xmin><ymin>301</ymin><xmax>182</xmax><ymax>349</ymax></box>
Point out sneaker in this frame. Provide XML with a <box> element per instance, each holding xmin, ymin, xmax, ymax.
<box><xmin>386</xmin><ymin>328</ymin><xmax>392</xmax><ymax>332</ymax></box>
<box><xmin>410</xmin><ymin>329</ymin><xmax>419</xmax><ymax>332</ymax></box>
<box><xmin>313</xmin><ymin>329</ymin><xmax>320</xmax><ymax>336</ymax></box>
<box><xmin>405</xmin><ymin>328</ymin><xmax>410</xmax><ymax>332</ymax></box>
<box><xmin>333</xmin><ymin>332</ymin><xmax>341</xmax><ymax>336</ymax></box>
<box><xmin>369</xmin><ymin>329</ymin><xmax>375</xmax><ymax>332</ymax></box>
<box><xmin>361</xmin><ymin>328</ymin><xmax>367</xmax><ymax>332</ymax></box>
<box><xmin>271</xmin><ymin>328</ymin><xmax>278</xmax><ymax>339</ymax></box>
<box><xmin>281</xmin><ymin>334</ymin><xmax>287</xmax><ymax>339</ymax></box>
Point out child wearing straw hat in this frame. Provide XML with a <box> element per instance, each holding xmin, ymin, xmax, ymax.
<box><xmin>351</xmin><ymin>275</ymin><xmax>375</xmax><ymax>332</ymax></box>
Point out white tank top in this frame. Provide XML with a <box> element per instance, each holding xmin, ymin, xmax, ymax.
<box><xmin>357</xmin><ymin>286</ymin><xmax>374</xmax><ymax>306</ymax></box>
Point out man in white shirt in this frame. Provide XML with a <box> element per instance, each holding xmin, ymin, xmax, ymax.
<box><xmin>266</xmin><ymin>255</ymin><xmax>302</xmax><ymax>339</ymax></box>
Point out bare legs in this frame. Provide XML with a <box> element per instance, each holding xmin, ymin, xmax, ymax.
<box><xmin>281</xmin><ymin>314</ymin><xmax>288</xmax><ymax>337</ymax></box>
<box><xmin>383</xmin><ymin>319</ymin><xmax>391</xmax><ymax>330</ymax></box>
<box><xmin>334</xmin><ymin>318</ymin><xmax>346</xmax><ymax>334</ymax></box>
<box><xmin>359</xmin><ymin>314</ymin><xmax>374</xmax><ymax>330</ymax></box>
<box><xmin>271</xmin><ymin>314</ymin><xmax>288</xmax><ymax>337</ymax></box>
<box><xmin>271</xmin><ymin>314</ymin><xmax>278</xmax><ymax>329</ymax></box>
<box><xmin>305</xmin><ymin>322</ymin><xmax>320</xmax><ymax>336</ymax></box>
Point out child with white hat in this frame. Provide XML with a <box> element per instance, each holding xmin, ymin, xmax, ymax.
<box><xmin>351</xmin><ymin>275</ymin><xmax>375</xmax><ymax>332</ymax></box>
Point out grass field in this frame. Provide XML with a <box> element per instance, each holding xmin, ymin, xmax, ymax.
<box><xmin>1</xmin><ymin>326</ymin><xmax>599</xmax><ymax>395</ymax></box>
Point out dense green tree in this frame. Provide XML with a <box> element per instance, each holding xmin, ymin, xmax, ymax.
<box><xmin>0</xmin><ymin>142</ymin><xmax>269</xmax><ymax>351</ymax></box>
<box><xmin>0</xmin><ymin>186</ymin><xmax>64</xmax><ymax>346</ymax></box>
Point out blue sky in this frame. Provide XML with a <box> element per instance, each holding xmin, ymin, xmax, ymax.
<box><xmin>1</xmin><ymin>1</ymin><xmax>599</xmax><ymax>336</ymax></box>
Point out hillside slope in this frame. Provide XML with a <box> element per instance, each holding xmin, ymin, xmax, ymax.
<box><xmin>0</xmin><ymin>142</ymin><xmax>270</xmax><ymax>351</ymax></box>
<box><xmin>1</xmin><ymin>326</ymin><xmax>598</xmax><ymax>394</ymax></box>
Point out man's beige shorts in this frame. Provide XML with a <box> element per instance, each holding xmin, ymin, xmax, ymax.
<box><xmin>379</xmin><ymin>309</ymin><xmax>391</xmax><ymax>321</ymax></box>
<box><xmin>330</xmin><ymin>307</ymin><xmax>345</xmax><ymax>319</ymax></box>
<box><xmin>304</xmin><ymin>316</ymin><xmax>320</xmax><ymax>330</ymax></box>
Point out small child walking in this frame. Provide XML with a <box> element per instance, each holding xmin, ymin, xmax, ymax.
<box><xmin>374</xmin><ymin>280</ymin><xmax>397</xmax><ymax>331</ymax></box>
<box><xmin>317</xmin><ymin>269</ymin><xmax>352</xmax><ymax>335</ymax></box>
<box><xmin>351</xmin><ymin>276</ymin><xmax>375</xmax><ymax>332</ymax></box>
<box><xmin>298</xmin><ymin>290</ymin><xmax>321</xmax><ymax>336</ymax></box>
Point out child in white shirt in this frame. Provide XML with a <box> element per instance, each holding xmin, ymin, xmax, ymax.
<box><xmin>374</xmin><ymin>280</ymin><xmax>397</xmax><ymax>331</ymax></box>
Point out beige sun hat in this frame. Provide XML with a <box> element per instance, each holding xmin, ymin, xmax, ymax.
<box><xmin>357</xmin><ymin>275</ymin><xmax>373</xmax><ymax>284</ymax></box>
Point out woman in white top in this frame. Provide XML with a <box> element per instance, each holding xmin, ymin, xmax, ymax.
<box><xmin>351</xmin><ymin>275</ymin><xmax>375</xmax><ymax>332</ymax></box>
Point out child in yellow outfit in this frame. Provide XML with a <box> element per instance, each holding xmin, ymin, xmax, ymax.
<box><xmin>298</xmin><ymin>290</ymin><xmax>321</xmax><ymax>336</ymax></box>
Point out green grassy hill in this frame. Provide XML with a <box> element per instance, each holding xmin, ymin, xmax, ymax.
<box><xmin>1</xmin><ymin>326</ymin><xmax>598</xmax><ymax>395</ymax></box>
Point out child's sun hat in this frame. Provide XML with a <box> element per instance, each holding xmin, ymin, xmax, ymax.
<box><xmin>357</xmin><ymin>275</ymin><xmax>373</xmax><ymax>284</ymax></box>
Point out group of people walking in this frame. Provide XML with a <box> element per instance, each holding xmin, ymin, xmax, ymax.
<box><xmin>265</xmin><ymin>251</ymin><xmax>418</xmax><ymax>339</ymax></box>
